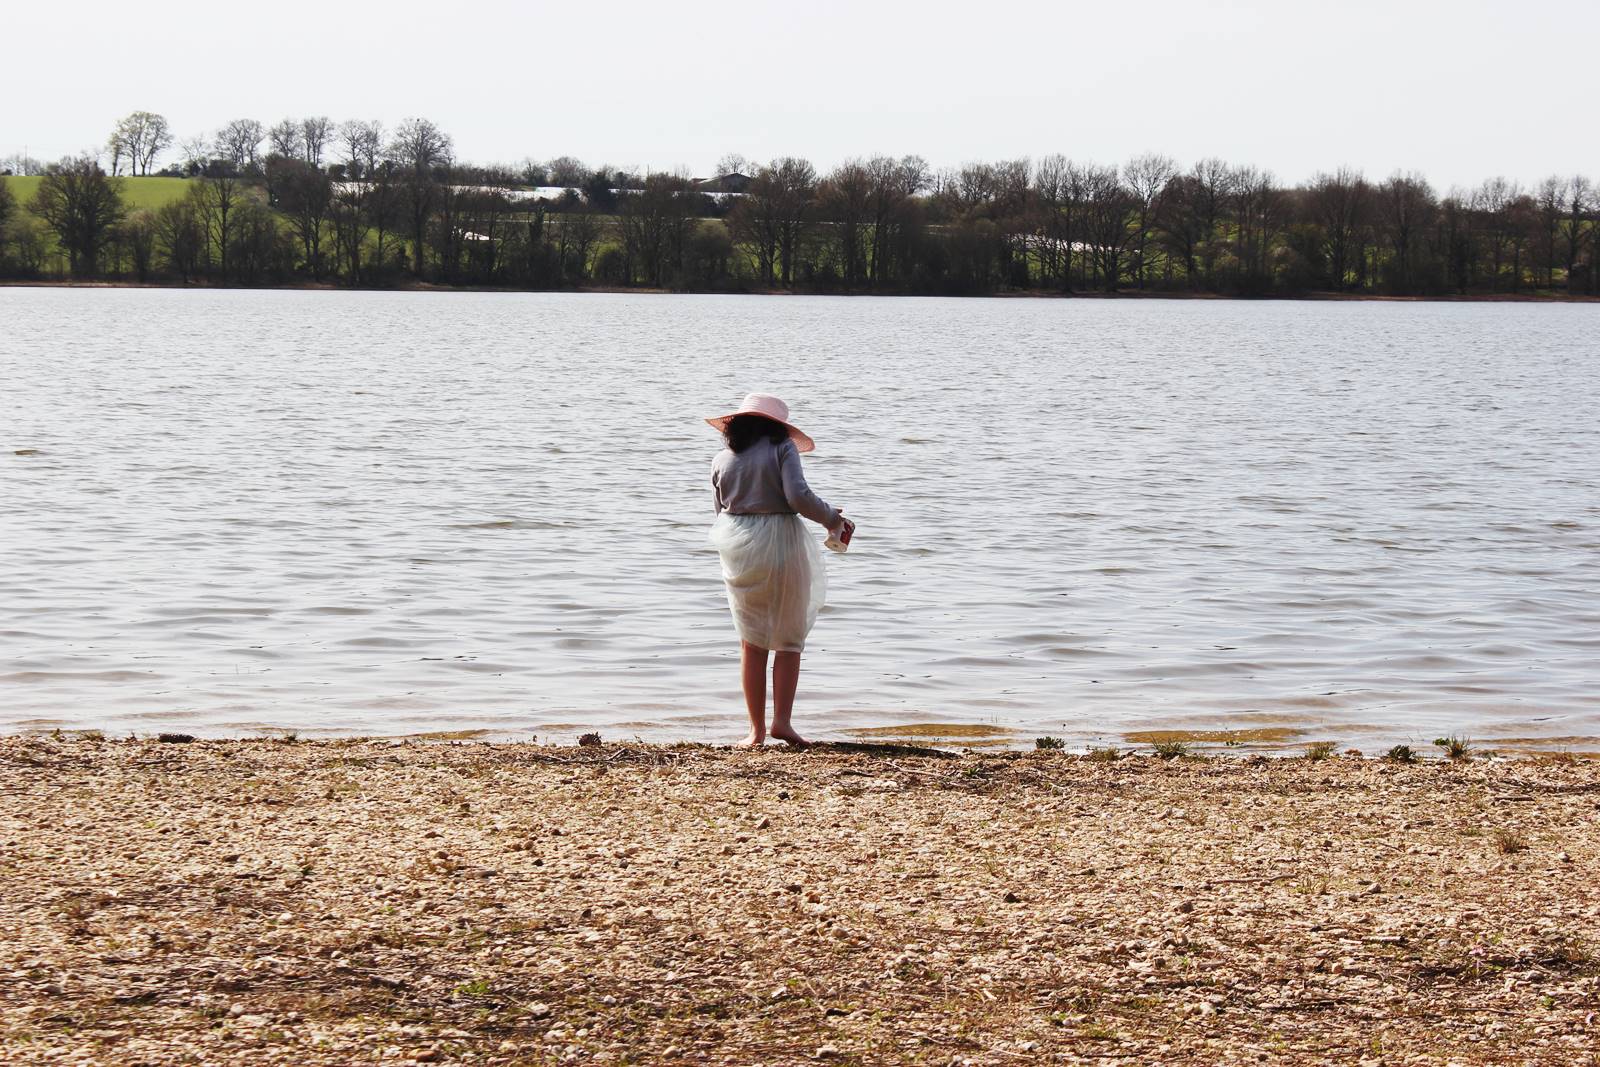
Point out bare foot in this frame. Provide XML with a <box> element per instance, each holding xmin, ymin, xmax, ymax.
<box><xmin>770</xmin><ymin>726</ymin><xmax>809</xmax><ymax>748</ymax></box>
<box><xmin>735</xmin><ymin>731</ymin><xmax>765</xmax><ymax>749</ymax></box>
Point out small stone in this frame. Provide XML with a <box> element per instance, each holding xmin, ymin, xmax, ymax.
<box><xmin>1002</xmin><ymin>891</ymin><xmax>1021</xmax><ymax>903</ymax></box>
<box><xmin>814</xmin><ymin>1045</ymin><xmax>840</xmax><ymax>1059</ymax></box>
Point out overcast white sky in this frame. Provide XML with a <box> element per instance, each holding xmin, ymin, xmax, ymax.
<box><xmin>4</xmin><ymin>0</ymin><xmax>1595</xmax><ymax>190</ymax></box>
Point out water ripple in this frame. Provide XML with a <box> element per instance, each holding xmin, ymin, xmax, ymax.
<box><xmin>2</xmin><ymin>288</ymin><xmax>1598</xmax><ymax>749</ymax></box>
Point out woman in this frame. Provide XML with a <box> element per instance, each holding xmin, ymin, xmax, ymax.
<box><xmin>706</xmin><ymin>394</ymin><xmax>849</xmax><ymax>747</ymax></box>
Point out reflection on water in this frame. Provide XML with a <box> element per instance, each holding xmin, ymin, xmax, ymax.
<box><xmin>3</xmin><ymin>288</ymin><xmax>1599</xmax><ymax>750</ymax></box>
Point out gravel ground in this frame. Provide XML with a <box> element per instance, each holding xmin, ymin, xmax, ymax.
<box><xmin>2</xmin><ymin>736</ymin><xmax>1597</xmax><ymax>1066</ymax></box>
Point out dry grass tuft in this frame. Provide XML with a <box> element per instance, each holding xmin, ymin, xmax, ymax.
<box><xmin>1493</xmin><ymin>828</ymin><xmax>1529</xmax><ymax>854</ymax></box>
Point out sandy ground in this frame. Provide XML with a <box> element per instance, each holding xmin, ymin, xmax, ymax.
<box><xmin>2</xmin><ymin>736</ymin><xmax>1597</xmax><ymax>1066</ymax></box>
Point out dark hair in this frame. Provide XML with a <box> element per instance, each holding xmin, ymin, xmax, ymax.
<box><xmin>724</xmin><ymin>413</ymin><xmax>789</xmax><ymax>453</ymax></box>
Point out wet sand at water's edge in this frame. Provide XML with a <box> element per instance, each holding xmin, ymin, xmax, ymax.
<box><xmin>2</xmin><ymin>736</ymin><xmax>1597</xmax><ymax>1065</ymax></box>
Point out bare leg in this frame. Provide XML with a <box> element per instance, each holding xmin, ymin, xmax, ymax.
<box><xmin>738</xmin><ymin>641</ymin><xmax>768</xmax><ymax>747</ymax></box>
<box><xmin>770</xmin><ymin>650</ymin><xmax>808</xmax><ymax>746</ymax></box>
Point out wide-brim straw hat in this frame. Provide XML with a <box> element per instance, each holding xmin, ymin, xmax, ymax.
<box><xmin>704</xmin><ymin>393</ymin><xmax>815</xmax><ymax>453</ymax></box>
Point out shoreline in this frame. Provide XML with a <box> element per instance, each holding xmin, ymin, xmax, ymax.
<box><xmin>5</xmin><ymin>278</ymin><xmax>1599</xmax><ymax>303</ymax></box>
<box><xmin>4</xmin><ymin>735</ymin><xmax>1596</xmax><ymax>1064</ymax></box>
<box><xmin>16</xmin><ymin>725</ymin><xmax>1600</xmax><ymax>760</ymax></box>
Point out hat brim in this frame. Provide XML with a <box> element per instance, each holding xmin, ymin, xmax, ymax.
<box><xmin>705</xmin><ymin>412</ymin><xmax>815</xmax><ymax>453</ymax></box>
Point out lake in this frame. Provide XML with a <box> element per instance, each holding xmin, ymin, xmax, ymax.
<box><xmin>3</xmin><ymin>287</ymin><xmax>1598</xmax><ymax>751</ymax></box>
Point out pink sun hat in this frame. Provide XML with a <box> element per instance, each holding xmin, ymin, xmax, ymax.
<box><xmin>704</xmin><ymin>393</ymin><xmax>816</xmax><ymax>453</ymax></box>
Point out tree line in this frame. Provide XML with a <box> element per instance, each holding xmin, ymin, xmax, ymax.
<box><xmin>2</xmin><ymin>112</ymin><xmax>1595</xmax><ymax>297</ymax></box>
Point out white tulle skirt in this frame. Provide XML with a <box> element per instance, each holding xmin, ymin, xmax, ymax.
<box><xmin>710</xmin><ymin>512</ymin><xmax>827</xmax><ymax>653</ymax></box>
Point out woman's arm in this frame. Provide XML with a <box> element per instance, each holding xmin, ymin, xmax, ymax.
<box><xmin>778</xmin><ymin>441</ymin><xmax>842</xmax><ymax>528</ymax></box>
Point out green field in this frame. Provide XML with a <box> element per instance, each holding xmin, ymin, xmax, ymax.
<box><xmin>2</xmin><ymin>175</ymin><xmax>196</xmax><ymax>212</ymax></box>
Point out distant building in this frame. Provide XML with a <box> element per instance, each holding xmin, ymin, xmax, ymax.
<box><xmin>693</xmin><ymin>172</ymin><xmax>752</xmax><ymax>194</ymax></box>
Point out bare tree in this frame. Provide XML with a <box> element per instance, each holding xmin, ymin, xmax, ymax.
<box><xmin>1190</xmin><ymin>158</ymin><xmax>1231</xmax><ymax>286</ymax></box>
<box><xmin>715</xmin><ymin>153</ymin><xmax>751</xmax><ymax>177</ymax></box>
<box><xmin>1557</xmin><ymin>176</ymin><xmax>1592</xmax><ymax>294</ymax></box>
<box><xmin>29</xmin><ymin>156</ymin><xmax>126</xmax><ymax>276</ymax></box>
<box><xmin>1307</xmin><ymin>167</ymin><xmax>1371</xmax><ymax>290</ymax></box>
<box><xmin>272</xmin><ymin>158</ymin><xmax>333</xmax><ymax>277</ymax></box>
<box><xmin>558</xmin><ymin>206</ymin><xmax>603</xmax><ymax>280</ymax></box>
<box><xmin>300</xmin><ymin>117</ymin><xmax>332</xmax><ymax>167</ymax></box>
<box><xmin>108</xmin><ymin>112</ymin><xmax>171</xmax><ymax>176</ymax></box>
<box><xmin>615</xmin><ymin>173</ymin><xmax>697</xmax><ymax>287</ymax></box>
<box><xmin>117</xmin><ymin>210</ymin><xmax>158</xmax><ymax>280</ymax></box>
<box><xmin>728</xmin><ymin>168</ymin><xmax>784</xmax><ymax>286</ymax></box>
<box><xmin>771</xmin><ymin>157</ymin><xmax>816</xmax><ymax>287</ymax></box>
<box><xmin>820</xmin><ymin>160</ymin><xmax>872</xmax><ymax>288</ymax></box>
<box><xmin>389</xmin><ymin>117</ymin><xmax>454</xmax><ymax>276</ymax></box>
<box><xmin>191</xmin><ymin>176</ymin><xmax>247</xmax><ymax>278</ymax></box>
<box><xmin>1471</xmin><ymin>176</ymin><xmax>1521</xmax><ymax>291</ymax></box>
<box><xmin>2</xmin><ymin>153</ymin><xmax>46</xmax><ymax>176</ymax></box>
<box><xmin>217</xmin><ymin>119</ymin><xmax>265</xmax><ymax>174</ymax></box>
<box><xmin>865</xmin><ymin>155</ymin><xmax>928</xmax><ymax>286</ymax></box>
<box><xmin>547</xmin><ymin>156</ymin><xmax>586</xmax><ymax>187</ymax></box>
<box><xmin>1080</xmin><ymin>164</ymin><xmax>1133</xmax><ymax>291</ymax></box>
<box><xmin>268</xmin><ymin>119</ymin><xmax>303</xmax><ymax>160</ymax></box>
<box><xmin>1155</xmin><ymin>171</ymin><xmax>1205</xmax><ymax>288</ymax></box>
<box><xmin>338</xmin><ymin>120</ymin><xmax>384</xmax><ymax>179</ymax></box>
<box><xmin>1377</xmin><ymin>172</ymin><xmax>1435</xmax><ymax>293</ymax></box>
<box><xmin>1030</xmin><ymin>155</ymin><xmax>1069</xmax><ymax>289</ymax></box>
<box><xmin>177</xmin><ymin>136</ymin><xmax>211</xmax><ymax>175</ymax></box>
<box><xmin>950</xmin><ymin>162</ymin><xmax>997</xmax><ymax>214</ymax></box>
<box><xmin>727</xmin><ymin>158</ymin><xmax>815</xmax><ymax>288</ymax></box>
<box><xmin>1230</xmin><ymin>166</ymin><xmax>1281</xmax><ymax>291</ymax></box>
<box><xmin>1124</xmin><ymin>153</ymin><xmax>1177</xmax><ymax>289</ymax></box>
<box><xmin>154</xmin><ymin>195</ymin><xmax>204</xmax><ymax>282</ymax></box>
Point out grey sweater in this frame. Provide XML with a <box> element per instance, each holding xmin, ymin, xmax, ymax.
<box><xmin>711</xmin><ymin>437</ymin><xmax>841</xmax><ymax>528</ymax></box>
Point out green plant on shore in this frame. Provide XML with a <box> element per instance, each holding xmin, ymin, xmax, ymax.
<box><xmin>1433</xmin><ymin>734</ymin><xmax>1472</xmax><ymax>760</ymax></box>
<box><xmin>1304</xmin><ymin>741</ymin><xmax>1337</xmax><ymax>761</ymax></box>
<box><xmin>1385</xmin><ymin>744</ymin><xmax>1418</xmax><ymax>763</ymax></box>
<box><xmin>1085</xmin><ymin>746</ymin><xmax>1121</xmax><ymax>762</ymax></box>
<box><xmin>1035</xmin><ymin>736</ymin><xmax>1066</xmax><ymax>750</ymax></box>
<box><xmin>453</xmin><ymin>978</ymin><xmax>494</xmax><ymax>999</ymax></box>
<box><xmin>1151</xmin><ymin>740</ymin><xmax>1189</xmax><ymax>760</ymax></box>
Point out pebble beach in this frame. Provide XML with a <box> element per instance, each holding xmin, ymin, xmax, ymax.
<box><xmin>3</xmin><ymin>736</ymin><xmax>1597</xmax><ymax>1065</ymax></box>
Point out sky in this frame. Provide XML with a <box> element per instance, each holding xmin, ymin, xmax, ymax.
<box><xmin>3</xmin><ymin>0</ymin><xmax>1595</xmax><ymax>191</ymax></box>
